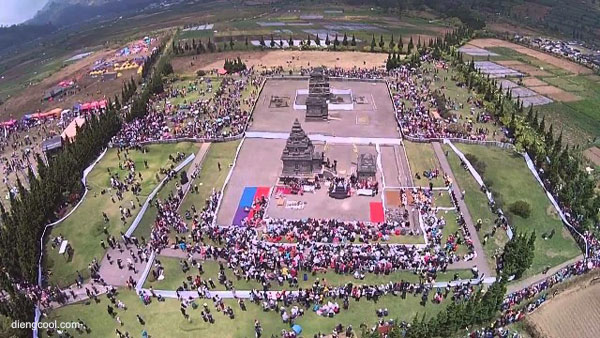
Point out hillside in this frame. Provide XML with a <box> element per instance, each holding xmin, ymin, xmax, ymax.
<box><xmin>28</xmin><ymin>0</ymin><xmax>161</xmax><ymax>26</ymax></box>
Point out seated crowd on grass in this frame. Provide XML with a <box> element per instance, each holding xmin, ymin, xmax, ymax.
<box><xmin>111</xmin><ymin>71</ymin><xmax>262</xmax><ymax>146</ymax></box>
<box><xmin>390</xmin><ymin>60</ymin><xmax>498</xmax><ymax>140</ymax></box>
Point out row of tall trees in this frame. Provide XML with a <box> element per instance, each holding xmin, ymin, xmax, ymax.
<box><xmin>223</xmin><ymin>57</ymin><xmax>247</xmax><ymax>73</ymax></box>
<box><xmin>127</xmin><ymin>53</ymin><xmax>174</xmax><ymax>122</ymax></box>
<box><xmin>0</xmin><ymin>36</ymin><xmax>173</xmax><ymax>333</ymax></box>
<box><xmin>172</xmin><ymin>37</ymin><xmax>217</xmax><ymax>55</ymax></box>
<box><xmin>0</xmin><ymin>107</ymin><xmax>122</xmax><ymax>335</ymax></box>
<box><xmin>367</xmin><ymin>279</ymin><xmax>507</xmax><ymax>338</ymax></box>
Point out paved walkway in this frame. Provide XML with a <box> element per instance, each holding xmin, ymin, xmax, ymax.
<box><xmin>395</xmin><ymin>143</ymin><xmax>414</xmax><ymax>186</ymax></box>
<box><xmin>432</xmin><ymin>142</ymin><xmax>493</xmax><ymax>277</ymax></box>
<box><xmin>144</xmin><ymin>276</ymin><xmax>499</xmax><ymax>300</ymax></box>
<box><xmin>98</xmin><ymin>245</ymin><xmax>148</xmax><ymax>286</ymax></box>
<box><xmin>69</xmin><ymin>144</ymin><xmax>214</xmax><ymax>293</ymax></box>
<box><xmin>506</xmin><ymin>254</ymin><xmax>584</xmax><ymax>294</ymax></box>
<box><xmin>188</xmin><ymin>143</ymin><xmax>211</xmax><ymax>181</ymax></box>
<box><xmin>46</xmin><ymin>281</ymin><xmax>112</xmax><ymax>309</ymax></box>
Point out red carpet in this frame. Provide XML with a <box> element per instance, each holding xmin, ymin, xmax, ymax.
<box><xmin>254</xmin><ymin>187</ymin><xmax>271</xmax><ymax>200</ymax></box>
<box><xmin>369</xmin><ymin>202</ymin><xmax>385</xmax><ymax>223</ymax></box>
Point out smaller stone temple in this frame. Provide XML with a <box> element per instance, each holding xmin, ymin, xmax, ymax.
<box><xmin>281</xmin><ymin>119</ymin><xmax>323</xmax><ymax>177</ymax></box>
<box><xmin>305</xmin><ymin>95</ymin><xmax>328</xmax><ymax>121</ymax></box>
<box><xmin>356</xmin><ymin>153</ymin><xmax>377</xmax><ymax>180</ymax></box>
<box><xmin>305</xmin><ymin>67</ymin><xmax>330</xmax><ymax>121</ymax></box>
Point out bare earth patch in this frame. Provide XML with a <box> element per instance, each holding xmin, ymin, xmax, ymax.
<box><xmin>532</xmin><ymin>85</ymin><xmax>580</xmax><ymax>102</ymax></box>
<box><xmin>583</xmin><ymin>147</ymin><xmax>600</xmax><ymax>166</ymax></box>
<box><xmin>1</xmin><ymin>48</ymin><xmax>134</xmax><ymax>119</ymax></box>
<box><xmin>469</xmin><ymin>38</ymin><xmax>593</xmax><ymax>75</ymax></box>
<box><xmin>522</xmin><ymin>77</ymin><xmax>547</xmax><ymax>87</ymax></box>
<box><xmin>528</xmin><ymin>280</ymin><xmax>600</xmax><ymax>338</ymax></box>
<box><xmin>486</xmin><ymin>22</ymin><xmax>542</xmax><ymax>36</ymax></box>
<box><xmin>173</xmin><ymin>50</ymin><xmax>387</xmax><ymax>74</ymax></box>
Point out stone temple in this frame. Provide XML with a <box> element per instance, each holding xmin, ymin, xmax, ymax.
<box><xmin>305</xmin><ymin>95</ymin><xmax>328</xmax><ymax>121</ymax></box>
<box><xmin>281</xmin><ymin>119</ymin><xmax>323</xmax><ymax>177</ymax></box>
<box><xmin>305</xmin><ymin>67</ymin><xmax>330</xmax><ymax>121</ymax></box>
<box><xmin>357</xmin><ymin>153</ymin><xmax>377</xmax><ymax>180</ymax></box>
<box><xmin>308</xmin><ymin>67</ymin><xmax>331</xmax><ymax>99</ymax></box>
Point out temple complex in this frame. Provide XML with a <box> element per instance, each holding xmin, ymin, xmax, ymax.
<box><xmin>281</xmin><ymin>119</ymin><xmax>323</xmax><ymax>177</ymax></box>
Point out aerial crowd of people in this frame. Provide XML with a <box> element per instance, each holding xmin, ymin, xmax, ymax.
<box><xmin>5</xmin><ymin>55</ymin><xmax>597</xmax><ymax>338</ymax></box>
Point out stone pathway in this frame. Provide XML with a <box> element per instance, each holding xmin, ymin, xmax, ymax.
<box><xmin>432</xmin><ymin>142</ymin><xmax>493</xmax><ymax>277</ymax></box>
<box><xmin>98</xmin><ymin>245</ymin><xmax>148</xmax><ymax>286</ymax></box>
<box><xmin>245</xmin><ymin>131</ymin><xmax>403</xmax><ymax>145</ymax></box>
<box><xmin>506</xmin><ymin>254</ymin><xmax>584</xmax><ymax>294</ymax></box>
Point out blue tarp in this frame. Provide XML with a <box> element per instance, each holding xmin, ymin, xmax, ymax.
<box><xmin>239</xmin><ymin>187</ymin><xmax>257</xmax><ymax>208</ymax></box>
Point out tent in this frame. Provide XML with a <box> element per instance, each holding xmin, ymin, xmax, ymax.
<box><xmin>80</xmin><ymin>103</ymin><xmax>92</xmax><ymax>111</ymax></box>
<box><xmin>217</xmin><ymin>68</ymin><xmax>228</xmax><ymax>75</ymax></box>
<box><xmin>291</xmin><ymin>325</ymin><xmax>302</xmax><ymax>334</ymax></box>
<box><xmin>0</xmin><ymin>119</ymin><xmax>17</xmax><ymax>127</ymax></box>
<box><xmin>34</xmin><ymin>108</ymin><xmax>62</xmax><ymax>119</ymax></box>
<box><xmin>61</xmin><ymin>117</ymin><xmax>86</xmax><ymax>140</ymax></box>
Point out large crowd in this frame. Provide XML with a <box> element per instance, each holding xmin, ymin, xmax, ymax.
<box><xmin>112</xmin><ymin>71</ymin><xmax>262</xmax><ymax>147</ymax></box>
<box><xmin>8</xmin><ymin>59</ymin><xmax>598</xmax><ymax>338</ymax></box>
<box><xmin>390</xmin><ymin>62</ymin><xmax>498</xmax><ymax>140</ymax></box>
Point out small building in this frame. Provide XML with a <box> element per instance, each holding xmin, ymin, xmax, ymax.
<box><xmin>281</xmin><ymin>119</ymin><xmax>323</xmax><ymax>177</ymax></box>
<box><xmin>41</xmin><ymin>135</ymin><xmax>63</xmax><ymax>158</ymax></box>
<box><xmin>357</xmin><ymin>153</ymin><xmax>377</xmax><ymax>180</ymax></box>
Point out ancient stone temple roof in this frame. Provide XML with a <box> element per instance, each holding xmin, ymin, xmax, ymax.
<box><xmin>309</xmin><ymin>66</ymin><xmax>330</xmax><ymax>99</ymax></box>
<box><xmin>281</xmin><ymin>119</ymin><xmax>314</xmax><ymax>161</ymax></box>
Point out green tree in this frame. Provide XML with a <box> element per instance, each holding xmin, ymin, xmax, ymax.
<box><xmin>370</xmin><ymin>34</ymin><xmax>376</xmax><ymax>52</ymax></box>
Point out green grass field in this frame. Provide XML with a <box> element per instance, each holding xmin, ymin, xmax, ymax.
<box><xmin>132</xmin><ymin>160</ymin><xmax>195</xmax><ymax>239</ymax></box>
<box><xmin>45</xmin><ymin>143</ymin><xmax>199</xmax><ymax>287</ymax></box>
<box><xmin>179</xmin><ymin>141</ymin><xmax>240</xmax><ymax>216</ymax></box>
<box><xmin>145</xmin><ymin>256</ymin><xmax>473</xmax><ymax>292</ymax></box>
<box><xmin>438</xmin><ymin>210</ymin><xmax>469</xmax><ymax>257</ymax></box>
<box><xmin>404</xmin><ymin>141</ymin><xmax>445</xmax><ymax>187</ymax></box>
<box><xmin>43</xmin><ymin>286</ymin><xmax>456</xmax><ymax>338</ymax></box>
<box><xmin>164</xmin><ymin>78</ymin><xmax>222</xmax><ymax>108</ymax></box>
<box><xmin>443</xmin><ymin>145</ymin><xmax>505</xmax><ymax>271</ymax></box>
<box><xmin>450</xmin><ymin>144</ymin><xmax>581</xmax><ymax>278</ymax></box>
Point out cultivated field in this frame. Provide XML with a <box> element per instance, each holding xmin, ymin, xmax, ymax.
<box><xmin>468</xmin><ymin>38</ymin><xmax>592</xmax><ymax>75</ymax></box>
<box><xmin>466</xmin><ymin>38</ymin><xmax>600</xmax><ymax>146</ymax></box>
<box><xmin>527</xmin><ymin>274</ymin><xmax>600</xmax><ymax>338</ymax></box>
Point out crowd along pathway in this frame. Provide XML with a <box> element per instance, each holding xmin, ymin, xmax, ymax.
<box><xmin>432</xmin><ymin>142</ymin><xmax>493</xmax><ymax>277</ymax></box>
